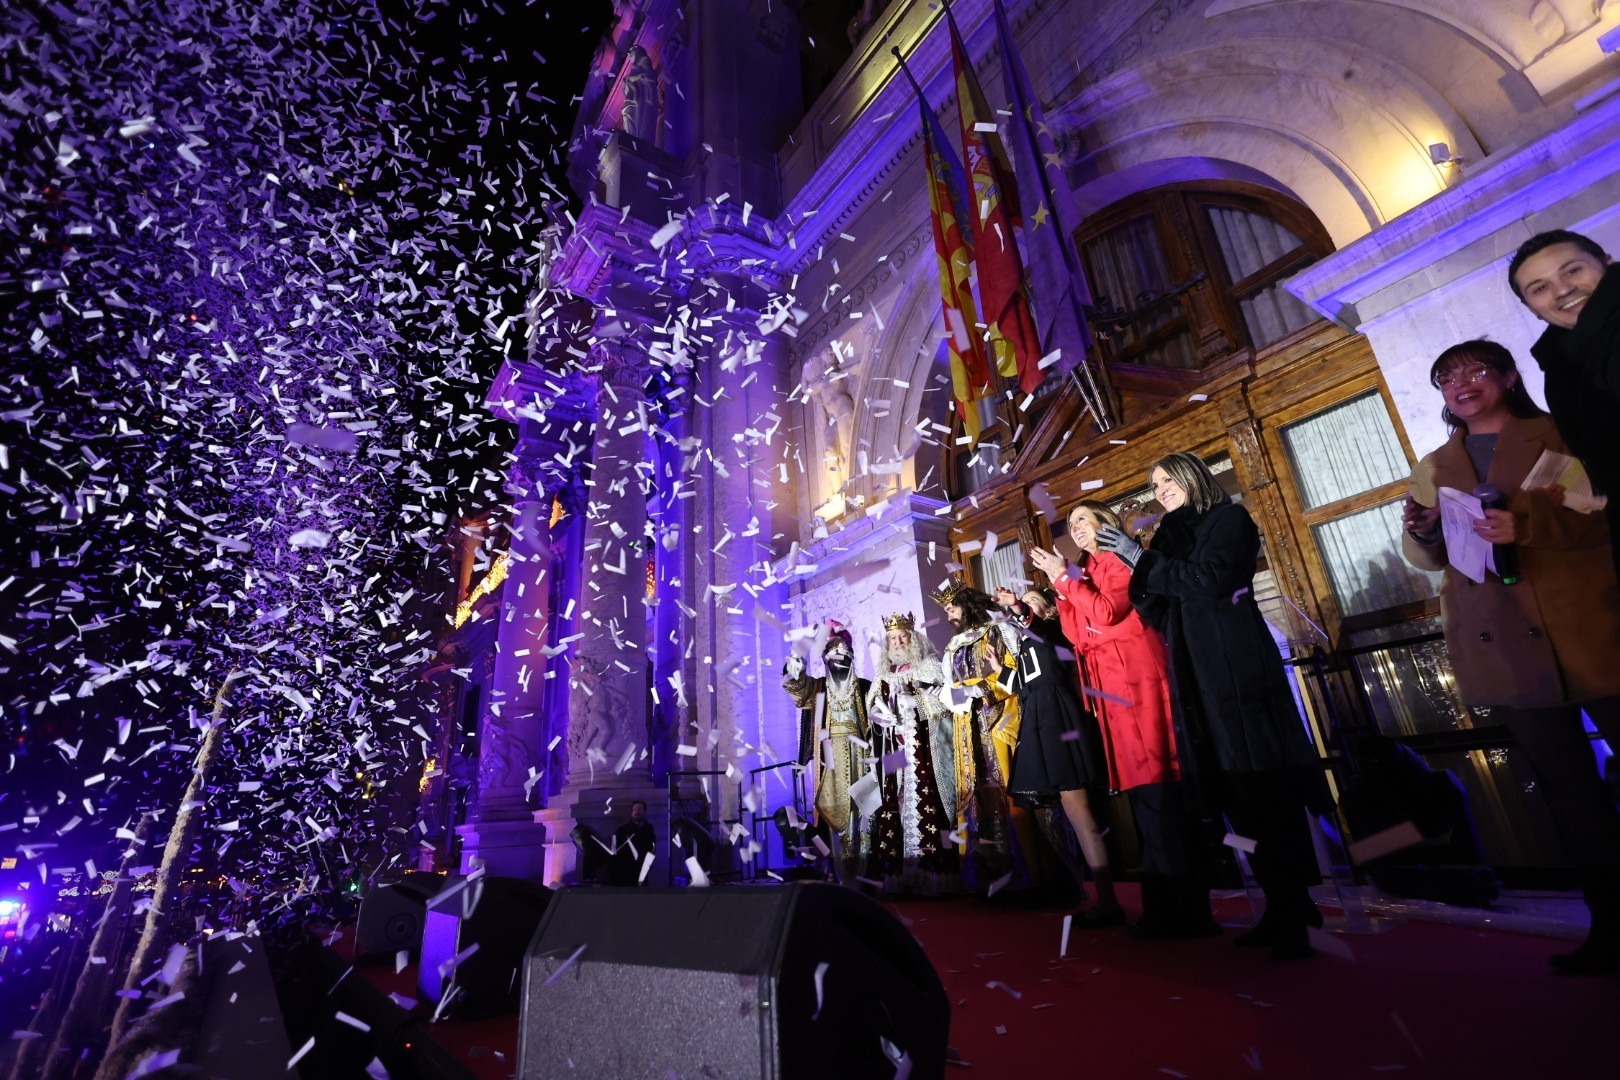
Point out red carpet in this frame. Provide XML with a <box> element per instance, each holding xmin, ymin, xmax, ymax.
<box><xmin>340</xmin><ymin>884</ymin><xmax>1620</xmax><ymax>1079</ymax></box>
<box><xmin>896</xmin><ymin>884</ymin><xmax>1620</xmax><ymax>1079</ymax></box>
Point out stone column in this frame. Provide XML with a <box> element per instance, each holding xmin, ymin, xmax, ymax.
<box><xmin>454</xmin><ymin>439</ymin><xmax>561</xmax><ymax>880</ymax></box>
<box><xmin>681</xmin><ymin>307</ymin><xmax>796</xmax><ymax>844</ymax></box>
<box><xmin>535</xmin><ymin>337</ymin><xmax>671</xmax><ymax>884</ymax></box>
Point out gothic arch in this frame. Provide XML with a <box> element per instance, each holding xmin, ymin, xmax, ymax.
<box><xmin>848</xmin><ymin>259</ymin><xmax>953</xmax><ymax>507</ymax></box>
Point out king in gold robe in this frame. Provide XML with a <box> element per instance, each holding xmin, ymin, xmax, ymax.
<box><xmin>934</xmin><ymin>578</ymin><xmax>1036</xmax><ymax>894</ymax></box>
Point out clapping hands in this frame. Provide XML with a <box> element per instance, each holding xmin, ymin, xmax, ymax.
<box><xmin>1029</xmin><ymin>546</ymin><xmax>1068</xmax><ymax>579</ymax></box>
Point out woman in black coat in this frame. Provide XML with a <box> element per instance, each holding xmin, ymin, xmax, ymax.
<box><xmin>1098</xmin><ymin>452</ymin><xmax>1331</xmax><ymax>959</ymax></box>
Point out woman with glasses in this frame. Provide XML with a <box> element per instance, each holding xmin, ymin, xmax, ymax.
<box><xmin>1096</xmin><ymin>453</ymin><xmax>1332</xmax><ymax>959</ymax></box>
<box><xmin>1402</xmin><ymin>339</ymin><xmax>1620</xmax><ymax>975</ymax></box>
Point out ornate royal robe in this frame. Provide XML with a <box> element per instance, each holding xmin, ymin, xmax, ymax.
<box><xmin>782</xmin><ymin>665</ymin><xmax>871</xmax><ymax>839</ymax></box>
<box><xmin>944</xmin><ymin>618</ymin><xmax>1033</xmax><ymax>892</ymax></box>
<box><xmin>866</xmin><ymin>651</ymin><xmax>958</xmax><ymax>890</ymax></box>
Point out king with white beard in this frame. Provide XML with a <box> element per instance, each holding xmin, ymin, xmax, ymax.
<box><xmin>865</xmin><ymin>612</ymin><xmax>960</xmax><ymax>894</ymax></box>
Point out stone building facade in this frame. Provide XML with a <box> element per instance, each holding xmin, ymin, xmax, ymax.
<box><xmin>452</xmin><ymin>0</ymin><xmax>1620</xmax><ymax>883</ymax></box>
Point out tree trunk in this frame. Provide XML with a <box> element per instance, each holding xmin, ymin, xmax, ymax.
<box><xmin>32</xmin><ymin>813</ymin><xmax>156</xmax><ymax>1080</ymax></box>
<box><xmin>97</xmin><ymin>670</ymin><xmax>245</xmax><ymax>1073</ymax></box>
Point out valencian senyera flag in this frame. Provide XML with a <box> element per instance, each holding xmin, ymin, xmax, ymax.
<box><xmin>946</xmin><ymin>3</ymin><xmax>1045</xmax><ymax>397</ymax></box>
<box><xmin>990</xmin><ymin>0</ymin><xmax>1113</xmax><ymax>428</ymax></box>
<box><xmin>904</xmin><ymin>61</ymin><xmax>993</xmax><ymax>442</ymax></box>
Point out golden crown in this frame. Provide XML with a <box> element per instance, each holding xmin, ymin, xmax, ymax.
<box><xmin>929</xmin><ymin>576</ymin><xmax>969</xmax><ymax>608</ymax></box>
<box><xmin>882</xmin><ymin>611</ymin><xmax>916</xmax><ymax>632</ymax></box>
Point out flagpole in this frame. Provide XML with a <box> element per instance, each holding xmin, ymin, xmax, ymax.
<box><xmin>987</xmin><ymin>0</ymin><xmax>1120</xmax><ymax>431</ymax></box>
<box><xmin>892</xmin><ymin>43</ymin><xmax>1000</xmax><ymax>442</ymax></box>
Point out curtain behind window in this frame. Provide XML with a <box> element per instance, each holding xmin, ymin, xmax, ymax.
<box><xmin>1282</xmin><ymin>391</ymin><xmax>1440</xmax><ymax>617</ymax></box>
<box><xmin>1083</xmin><ymin>215</ymin><xmax>1199</xmax><ymax>369</ymax></box>
<box><xmin>1312</xmin><ymin>500</ymin><xmax>1440</xmax><ymax>616</ymax></box>
<box><xmin>1208</xmin><ymin>205</ymin><xmax>1319</xmax><ymax>348</ymax></box>
<box><xmin>1280</xmin><ymin>391</ymin><xmax>1410</xmax><ymax>509</ymax></box>
<box><xmin>975</xmin><ymin>540</ymin><xmax>1027</xmax><ymax>599</ymax></box>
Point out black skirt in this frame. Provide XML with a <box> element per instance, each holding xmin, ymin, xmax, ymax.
<box><xmin>1008</xmin><ymin>638</ymin><xmax>1109</xmax><ymax>803</ymax></box>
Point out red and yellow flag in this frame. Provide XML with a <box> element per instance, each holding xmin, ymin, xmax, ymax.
<box><xmin>916</xmin><ymin>89</ymin><xmax>992</xmax><ymax>441</ymax></box>
<box><xmin>947</xmin><ymin>9</ymin><xmax>1045</xmax><ymax>396</ymax></box>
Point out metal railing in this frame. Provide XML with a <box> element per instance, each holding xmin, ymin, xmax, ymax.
<box><xmin>746</xmin><ymin>760</ymin><xmax>809</xmax><ymax>881</ymax></box>
<box><xmin>663</xmin><ymin>768</ymin><xmax>744</xmax><ymax>885</ymax></box>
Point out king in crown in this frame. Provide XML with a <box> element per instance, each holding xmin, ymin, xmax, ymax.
<box><xmin>863</xmin><ymin>605</ymin><xmax>959</xmax><ymax>893</ymax></box>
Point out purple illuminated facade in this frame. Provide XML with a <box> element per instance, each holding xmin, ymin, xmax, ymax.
<box><xmin>450</xmin><ymin>0</ymin><xmax>1620</xmax><ymax>884</ymax></box>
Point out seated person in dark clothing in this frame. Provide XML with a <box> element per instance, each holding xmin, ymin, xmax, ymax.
<box><xmin>608</xmin><ymin>800</ymin><xmax>656</xmax><ymax>886</ymax></box>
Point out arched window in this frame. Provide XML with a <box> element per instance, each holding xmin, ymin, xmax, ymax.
<box><xmin>1078</xmin><ymin>181</ymin><xmax>1333</xmax><ymax>370</ymax></box>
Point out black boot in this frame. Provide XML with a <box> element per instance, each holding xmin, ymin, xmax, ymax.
<box><xmin>1263</xmin><ymin>884</ymin><xmax>1320</xmax><ymax>961</ymax></box>
<box><xmin>1551</xmin><ymin>867</ymin><xmax>1620</xmax><ymax>975</ymax></box>
<box><xmin>1131</xmin><ymin>877</ymin><xmax>1219</xmax><ymax>939</ymax></box>
<box><xmin>1235</xmin><ymin>892</ymin><xmax>1324</xmax><ymax>947</ymax></box>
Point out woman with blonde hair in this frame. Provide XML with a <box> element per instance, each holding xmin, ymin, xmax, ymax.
<box><xmin>1099</xmin><ymin>453</ymin><xmax>1331</xmax><ymax>958</ymax></box>
<box><xmin>1031</xmin><ymin>501</ymin><xmax>1203</xmax><ymax>936</ymax></box>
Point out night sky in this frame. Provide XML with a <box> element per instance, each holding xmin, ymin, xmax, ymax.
<box><xmin>0</xmin><ymin>0</ymin><xmax>609</xmax><ymax>917</ymax></box>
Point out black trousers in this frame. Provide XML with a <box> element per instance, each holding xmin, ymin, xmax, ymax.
<box><xmin>1499</xmin><ymin>696</ymin><xmax>1620</xmax><ymax>877</ymax></box>
<box><xmin>1221</xmin><ymin>769</ymin><xmax>1320</xmax><ymax>917</ymax></box>
<box><xmin>1128</xmin><ymin>781</ymin><xmax>1201</xmax><ymax>878</ymax></box>
<box><xmin>1128</xmin><ymin>781</ymin><xmax>1213</xmax><ymax>927</ymax></box>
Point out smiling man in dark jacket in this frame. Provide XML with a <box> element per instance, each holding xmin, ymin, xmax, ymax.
<box><xmin>1511</xmin><ymin>229</ymin><xmax>1620</xmax><ymax>975</ymax></box>
<box><xmin>1511</xmin><ymin>229</ymin><xmax>1620</xmax><ymax>580</ymax></box>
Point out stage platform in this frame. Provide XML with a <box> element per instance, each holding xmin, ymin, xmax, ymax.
<box><xmin>328</xmin><ymin>882</ymin><xmax>1619</xmax><ymax>1079</ymax></box>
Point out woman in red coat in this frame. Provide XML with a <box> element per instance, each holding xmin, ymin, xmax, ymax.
<box><xmin>1031</xmin><ymin>501</ymin><xmax>1217</xmax><ymax>938</ymax></box>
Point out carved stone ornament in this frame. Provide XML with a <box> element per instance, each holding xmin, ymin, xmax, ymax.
<box><xmin>594</xmin><ymin>340</ymin><xmax>653</xmax><ymax>390</ymax></box>
<box><xmin>790</xmin><ymin>223</ymin><xmax>929</xmax><ymax>362</ymax></box>
<box><xmin>619</xmin><ymin>45</ymin><xmax>659</xmax><ymax>143</ymax></box>
<box><xmin>476</xmin><ymin>710</ymin><xmax>537</xmax><ymax>799</ymax></box>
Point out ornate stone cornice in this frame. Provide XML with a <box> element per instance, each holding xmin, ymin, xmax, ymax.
<box><xmin>655</xmin><ymin>202</ymin><xmax>791</xmax><ymax>291</ymax></box>
<box><xmin>769</xmin><ymin>490</ymin><xmax>949</xmax><ymax>583</ymax></box>
<box><xmin>1287</xmin><ymin>89</ymin><xmax>1620</xmax><ymax>329</ymax></box>
<box><xmin>774</xmin><ymin>0</ymin><xmax>1070</xmax><ymax>275</ymax></box>
<box><xmin>554</xmin><ymin>201</ymin><xmax>661</xmax><ymax>304</ymax></box>
<box><xmin>486</xmin><ymin>356</ymin><xmax>591</xmax><ymax>426</ymax></box>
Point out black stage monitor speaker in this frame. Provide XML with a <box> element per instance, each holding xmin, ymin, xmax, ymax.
<box><xmin>356</xmin><ymin>872</ymin><xmax>450</xmax><ymax>961</ymax></box>
<box><xmin>420</xmin><ymin>875</ymin><xmax>553</xmax><ymax>1018</ymax></box>
<box><xmin>518</xmin><ymin>882</ymin><xmax>950</xmax><ymax>1080</ymax></box>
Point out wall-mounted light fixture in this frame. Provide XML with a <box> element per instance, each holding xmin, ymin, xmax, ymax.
<box><xmin>1428</xmin><ymin>142</ymin><xmax>1466</xmax><ymax>169</ymax></box>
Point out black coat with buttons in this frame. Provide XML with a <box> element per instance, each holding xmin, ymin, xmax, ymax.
<box><xmin>1404</xmin><ymin>414</ymin><xmax>1620</xmax><ymax>707</ymax></box>
<box><xmin>1129</xmin><ymin>501</ymin><xmax>1327</xmax><ymax>813</ymax></box>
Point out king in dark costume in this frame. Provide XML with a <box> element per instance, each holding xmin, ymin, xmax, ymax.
<box><xmin>782</xmin><ymin>620</ymin><xmax>872</xmax><ymax>881</ymax></box>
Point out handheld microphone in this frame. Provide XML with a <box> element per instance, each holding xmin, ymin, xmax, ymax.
<box><xmin>1473</xmin><ymin>483</ymin><xmax>1522</xmax><ymax>586</ymax></box>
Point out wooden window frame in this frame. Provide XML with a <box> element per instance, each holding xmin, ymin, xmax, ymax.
<box><xmin>1076</xmin><ymin>181</ymin><xmax>1334</xmax><ymax>372</ymax></box>
<box><xmin>1260</xmin><ymin>372</ymin><xmax>1428</xmax><ymax>637</ymax></box>
<box><xmin>1077</xmin><ymin>203</ymin><xmax>1201</xmax><ymax>370</ymax></box>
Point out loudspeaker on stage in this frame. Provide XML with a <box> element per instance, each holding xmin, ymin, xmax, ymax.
<box><xmin>518</xmin><ymin>882</ymin><xmax>950</xmax><ymax>1080</ymax></box>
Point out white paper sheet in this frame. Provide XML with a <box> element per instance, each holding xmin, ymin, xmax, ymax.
<box><xmin>1436</xmin><ymin>486</ymin><xmax>1493</xmax><ymax>583</ymax></box>
<box><xmin>1523</xmin><ymin>448</ymin><xmax>1607</xmax><ymax>514</ymax></box>
<box><xmin>848</xmin><ymin>770</ymin><xmax>883</xmax><ymax>818</ymax></box>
